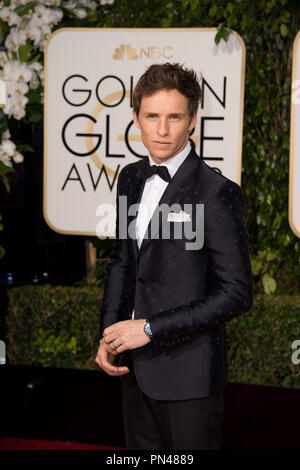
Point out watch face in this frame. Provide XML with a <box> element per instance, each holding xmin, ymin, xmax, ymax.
<box><xmin>144</xmin><ymin>322</ymin><xmax>152</xmax><ymax>337</ymax></box>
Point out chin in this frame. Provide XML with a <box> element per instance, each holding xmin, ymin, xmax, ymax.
<box><xmin>152</xmin><ymin>155</ymin><xmax>172</xmax><ymax>163</ymax></box>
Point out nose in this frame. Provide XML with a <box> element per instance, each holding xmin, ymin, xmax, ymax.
<box><xmin>157</xmin><ymin>118</ymin><xmax>168</xmax><ymax>136</ymax></box>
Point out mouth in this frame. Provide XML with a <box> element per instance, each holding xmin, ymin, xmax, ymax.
<box><xmin>153</xmin><ymin>141</ymin><xmax>171</xmax><ymax>146</ymax></box>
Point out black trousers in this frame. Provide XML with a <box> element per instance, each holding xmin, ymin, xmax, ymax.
<box><xmin>121</xmin><ymin>369</ymin><xmax>224</xmax><ymax>450</ymax></box>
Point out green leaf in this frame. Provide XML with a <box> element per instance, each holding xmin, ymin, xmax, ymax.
<box><xmin>251</xmin><ymin>258</ymin><xmax>262</xmax><ymax>276</ymax></box>
<box><xmin>266</xmin><ymin>250</ymin><xmax>277</xmax><ymax>261</ymax></box>
<box><xmin>227</xmin><ymin>2</ymin><xmax>234</xmax><ymax>14</ymax></box>
<box><xmin>86</xmin><ymin>8</ymin><xmax>98</xmax><ymax>22</ymax></box>
<box><xmin>0</xmin><ymin>17</ymin><xmax>9</xmax><ymax>35</ymax></box>
<box><xmin>280</xmin><ymin>23</ymin><xmax>288</xmax><ymax>37</ymax></box>
<box><xmin>254</xmin><ymin>98</ymin><xmax>265</xmax><ymax>117</ymax></box>
<box><xmin>0</xmin><ymin>246</ymin><xmax>5</xmax><ymax>258</ymax></box>
<box><xmin>14</xmin><ymin>2</ymin><xmax>37</xmax><ymax>17</ymax></box>
<box><xmin>209</xmin><ymin>5</ymin><xmax>218</xmax><ymax>17</ymax></box>
<box><xmin>25</xmin><ymin>103</ymin><xmax>43</xmax><ymax>123</ymax></box>
<box><xmin>216</xmin><ymin>23</ymin><xmax>230</xmax><ymax>43</ymax></box>
<box><xmin>0</xmin><ymin>174</ymin><xmax>12</xmax><ymax>193</ymax></box>
<box><xmin>262</xmin><ymin>274</ymin><xmax>277</xmax><ymax>295</ymax></box>
<box><xmin>0</xmin><ymin>115</ymin><xmax>8</xmax><ymax>143</ymax></box>
<box><xmin>0</xmin><ymin>109</ymin><xmax>8</xmax><ymax>141</ymax></box>
<box><xmin>16</xmin><ymin>144</ymin><xmax>34</xmax><ymax>153</ymax></box>
<box><xmin>272</xmin><ymin>212</ymin><xmax>281</xmax><ymax>230</ymax></box>
<box><xmin>0</xmin><ymin>160</ymin><xmax>14</xmax><ymax>173</ymax></box>
<box><xmin>28</xmin><ymin>53</ymin><xmax>41</xmax><ymax>65</ymax></box>
<box><xmin>214</xmin><ymin>31</ymin><xmax>221</xmax><ymax>45</ymax></box>
<box><xmin>26</xmin><ymin>90</ymin><xmax>42</xmax><ymax>104</ymax></box>
<box><xmin>19</xmin><ymin>44</ymin><xmax>34</xmax><ymax>64</ymax></box>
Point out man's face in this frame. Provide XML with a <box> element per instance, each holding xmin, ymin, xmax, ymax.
<box><xmin>133</xmin><ymin>89</ymin><xmax>197</xmax><ymax>164</ymax></box>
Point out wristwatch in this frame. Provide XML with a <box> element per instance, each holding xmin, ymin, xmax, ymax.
<box><xmin>144</xmin><ymin>321</ymin><xmax>153</xmax><ymax>339</ymax></box>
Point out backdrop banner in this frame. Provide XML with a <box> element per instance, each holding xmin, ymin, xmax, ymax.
<box><xmin>290</xmin><ymin>31</ymin><xmax>300</xmax><ymax>239</ymax></box>
<box><xmin>44</xmin><ymin>28</ymin><xmax>245</xmax><ymax>236</ymax></box>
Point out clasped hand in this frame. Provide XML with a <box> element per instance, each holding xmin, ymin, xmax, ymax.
<box><xmin>95</xmin><ymin>319</ymin><xmax>150</xmax><ymax>376</ymax></box>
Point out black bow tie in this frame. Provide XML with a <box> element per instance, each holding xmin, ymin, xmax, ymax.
<box><xmin>138</xmin><ymin>160</ymin><xmax>171</xmax><ymax>183</ymax></box>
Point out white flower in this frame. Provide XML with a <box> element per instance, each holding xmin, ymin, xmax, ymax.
<box><xmin>3</xmin><ymin>86</ymin><xmax>28</xmax><ymax>120</ymax></box>
<box><xmin>4</xmin><ymin>3</ymin><xmax>64</xmax><ymax>52</ymax></box>
<box><xmin>3</xmin><ymin>99</ymin><xmax>13</xmax><ymax>117</ymax></box>
<box><xmin>0</xmin><ymin>78</ymin><xmax>5</xmax><ymax>106</ymax></box>
<box><xmin>0</xmin><ymin>52</ymin><xmax>8</xmax><ymax>68</ymax></box>
<box><xmin>30</xmin><ymin>61</ymin><xmax>43</xmax><ymax>73</ymax></box>
<box><xmin>7</xmin><ymin>81</ymin><xmax>29</xmax><ymax>96</ymax></box>
<box><xmin>0</xmin><ymin>7</ymin><xmax>21</xmax><ymax>26</ymax></box>
<box><xmin>2</xmin><ymin>139</ymin><xmax>16</xmax><ymax>157</ymax></box>
<box><xmin>29</xmin><ymin>71</ymin><xmax>39</xmax><ymax>90</ymax></box>
<box><xmin>0</xmin><ymin>135</ymin><xmax>24</xmax><ymax>166</ymax></box>
<box><xmin>27</xmin><ymin>25</ymin><xmax>42</xmax><ymax>46</ymax></box>
<box><xmin>64</xmin><ymin>2</ymin><xmax>77</xmax><ymax>10</ymax></box>
<box><xmin>12</xmin><ymin>106</ymin><xmax>26</xmax><ymax>120</ymax></box>
<box><xmin>0</xmin><ymin>153</ymin><xmax>13</xmax><ymax>167</ymax></box>
<box><xmin>2</xmin><ymin>130</ymin><xmax>11</xmax><ymax>140</ymax></box>
<box><xmin>34</xmin><ymin>4</ymin><xmax>47</xmax><ymax>17</ymax></box>
<box><xmin>32</xmin><ymin>5</ymin><xmax>63</xmax><ymax>25</ymax></box>
<box><xmin>86</xmin><ymin>1</ymin><xmax>97</xmax><ymax>10</ymax></box>
<box><xmin>5</xmin><ymin>27</ymin><xmax>27</xmax><ymax>52</ymax></box>
<box><xmin>4</xmin><ymin>61</ymin><xmax>33</xmax><ymax>83</ymax></box>
<box><xmin>39</xmin><ymin>69</ymin><xmax>44</xmax><ymax>84</ymax></box>
<box><xmin>13</xmin><ymin>151</ymin><xmax>24</xmax><ymax>163</ymax></box>
<box><xmin>74</xmin><ymin>9</ymin><xmax>87</xmax><ymax>19</ymax></box>
<box><xmin>39</xmin><ymin>0</ymin><xmax>62</xmax><ymax>6</ymax></box>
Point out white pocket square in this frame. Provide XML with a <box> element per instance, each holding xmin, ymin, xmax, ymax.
<box><xmin>167</xmin><ymin>210</ymin><xmax>191</xmax><ymax>222</ymax></box>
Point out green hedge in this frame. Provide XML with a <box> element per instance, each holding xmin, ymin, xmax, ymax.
<box><xmin>6</xmin><ymin>285</ymin><xmax>102</xmax><ymax>370</ymax></box>
<box><xmin>5</xmin><ymin>285</ymin><xmax>300</xmax><ymax>389</ymax></box>
<box><xmin>93</xmin><ymin>0</ymin><xmax>300</xmax><ymax>295</ymax></box>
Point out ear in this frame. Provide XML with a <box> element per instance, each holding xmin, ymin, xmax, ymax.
<box><xmin>189</xmin><ymin>113</ymin><xmax>197</xmax><ymax>132</ymax></box>
<box><xmin>133</xmin><ymin>110</ymin><xmax>140</xmax><ymax>129</ymax></box>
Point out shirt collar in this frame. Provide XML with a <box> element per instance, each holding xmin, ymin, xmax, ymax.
<box><xmin>148</xmin><ymin>141</ymin><xmax>191</xmax><ymax>179</ymax></box>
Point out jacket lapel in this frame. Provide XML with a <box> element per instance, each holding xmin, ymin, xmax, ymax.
<box><xmin>126</xmin><ymin>163</ymin><xmax>145</xmax><ymax>262</ymax></box>
<box><xmin>138</xmin><ymin>149</ymin><xmax>200</xmax><ymax>254</ymax></box>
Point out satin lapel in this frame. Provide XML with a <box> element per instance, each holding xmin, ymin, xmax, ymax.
<box><xmin>127</xmin><ymin>164</ymin><xmax>146</xmax><ymax>262</ymax></box>
<box><xmin>139</xmin><ymin>150</ymin><xmax>200</xmax><ymax>254</ymax></box>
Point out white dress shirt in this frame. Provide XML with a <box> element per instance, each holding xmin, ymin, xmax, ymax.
<box><xmin>135</xmin><ymin>141</ymin><xmax>191</xmax><ymax>249</ymax></box>
<box><xmin>132</xmin><ymin>141</ymin><xmax>191</xmax><ymax>319</ymax></box>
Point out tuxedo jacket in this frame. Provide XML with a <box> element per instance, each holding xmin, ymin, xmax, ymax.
<box><xmin>99</xmin><ymin>148</ymin><xmax>253</xmax><ymax>401</ymax></box>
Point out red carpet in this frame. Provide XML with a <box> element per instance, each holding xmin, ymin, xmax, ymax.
<box><xmin>0</xmin><ymin>438</ymin><xmax>125</xmax><ymax>450</ymax></box>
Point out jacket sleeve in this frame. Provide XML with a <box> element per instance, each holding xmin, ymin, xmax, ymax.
<box><xmin>148</xmin><ymin>179</ymin><xmax>253</xmax><ymax>353</ymax></box>
<box><xmin>99</xmin><ymin>169</ymin><xmax>132</xmax><ymax>340</ymax></box>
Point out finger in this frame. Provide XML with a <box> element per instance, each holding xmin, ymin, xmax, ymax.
<box><xmin>103</xmin><ymin>325</ymin><xmax>116</xmax><ymax>336</ymax></box>
<box><xmin>97</xmin><ymin>357</ymin><xmax>129</xmax><ymax>376</ymax></box>
<box><xmin>115</xmin><ymin>344</ymin><xmax>127</xmax><ymax>353</ymax></box>
<box><xmin>108</xmin><ymin>348</ymin><xmax>119</xmax><ymax>356</ymax></box>
<box><xmin>95</xmin><ymin>355</ymin><xmax>118</xmax><ymax>373</ymax></box>
<box><xmin>108</xmin><ymin>366</ymin><xmax>130</xmax><ymax>376</ymax></box>
<box><xmin>103</xmin><ymin>332</ymin><xmax>117</xmax><ymax>344</ymax></box>
<box><xmin>104</xmin><ymin>341</ymin><xmax>118</xmax><ymax>355</ymax></box>
<box><xmin>97</xmin><ymin>349</ymin><xmax>126</xmax><ymax>373</ymax></box>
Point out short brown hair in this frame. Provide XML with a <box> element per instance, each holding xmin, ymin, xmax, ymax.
<box><xmin>132</xmin><ymin>63</ymin><xmax>202</xmax><ymax>119</ymax></box>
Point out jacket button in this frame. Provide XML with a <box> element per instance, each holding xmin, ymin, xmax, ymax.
<box><xmin>138</xmin><ymin>277</ymin><xmax>145</xmax><ymax>284</ymax></box>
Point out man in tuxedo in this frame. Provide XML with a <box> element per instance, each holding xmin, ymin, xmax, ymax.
<box><xmin>95</xmin><ymin>63</ymin><xmax>253</xmax><ymax>450</ymax></box>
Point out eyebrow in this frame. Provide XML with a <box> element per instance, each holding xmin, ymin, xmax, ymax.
<box><xmin>143</xmin><ymin>111</ymin><xmax>185</xmax><ymax>117</ymax></box>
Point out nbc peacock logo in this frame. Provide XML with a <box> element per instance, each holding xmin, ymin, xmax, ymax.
<box><xmin>113</xmin><ymin>44</ymin><xmax>173</xmax><ymax>60</ymax></box>
<box><xmin>113</xmin><ymin>44</ymin><xmax>138</xmax><ymax>60</ymax></box>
